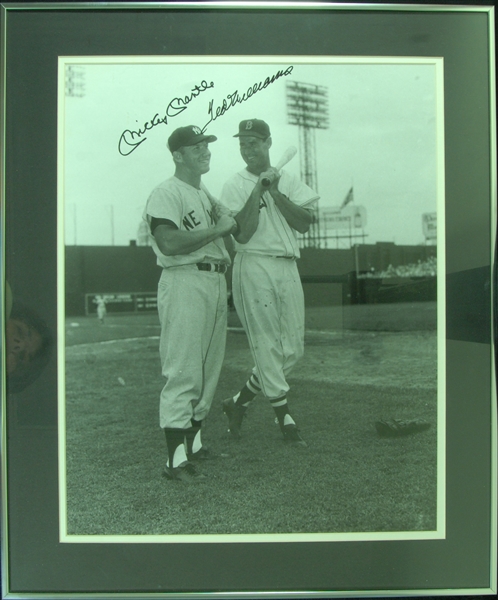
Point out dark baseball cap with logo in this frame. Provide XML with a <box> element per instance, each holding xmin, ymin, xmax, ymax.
<box><xmin>234</xmin><ymin>119</ymin><xmax>271</xmax><ymax>139</ymax></box>
<box><xmin>168</xmin><ymin>125</ymin><xmax>217</xmax><ymax>153</ymax></box>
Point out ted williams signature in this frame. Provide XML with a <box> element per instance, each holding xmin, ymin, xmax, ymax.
<box><xmin>118</xmin><ymin>66</ymin><xmax>294</xmax><ymax>156</ymax></box>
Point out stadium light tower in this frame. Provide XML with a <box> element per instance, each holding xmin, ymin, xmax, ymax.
<box><xmin>286</xmin><ymin>81</ymin><xmax>329</xmax><ymax>248</ymax></box>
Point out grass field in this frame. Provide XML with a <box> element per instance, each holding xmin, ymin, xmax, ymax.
<box><xmin>64</xmin><ymin>308</ymin><xmax>439</xmax><ymax>537</ymax></box>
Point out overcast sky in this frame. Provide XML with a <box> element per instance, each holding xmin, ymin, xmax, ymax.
<box><xmin>61</xmin><ymin>57</ymin><xmax>442</xmax><ymax>247</ymax></box>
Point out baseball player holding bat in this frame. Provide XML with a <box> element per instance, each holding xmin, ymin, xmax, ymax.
<box><xmin>143</xmin><ymin>125</ymin><xmax>237</xmax><ymax>483</ymax></box>
<box><xmin>220</xmin><ymin>119</ymin><xmax>319</xmax><ymax>446</ymax></box>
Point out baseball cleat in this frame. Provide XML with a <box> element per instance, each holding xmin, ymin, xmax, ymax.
<box><xmin>162</xmin><ymin>461</ymin><xmax>207</xmax><ymax>483</ymax></box>
<box><xmin>375</xmin><ymin>418</ymin><xmax>431</xmax><ymax>437</ymax></box>
<box><xmin>188</xmin><ymin>446</ymin><xmax>215</xmax><ymax>461</ymax></box>
<box><xmin>282</xmin><ymin>424</ymin><xmax>308</xmax><ymax>447</ymax></box>
<box><xmin>222</xmin><ymin>398</ymin><xmax>246</xmax><ymax>439</ymax></box>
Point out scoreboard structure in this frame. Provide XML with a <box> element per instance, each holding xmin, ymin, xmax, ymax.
<box><xmin>422</xmin><ymin>212</ymin><xmax>437</xmax><ymax>244</ymax></box>
<box><xmin>319</xmin><ymin>205</ymin><xmax>368</xmax><ymax>248</ymax></box>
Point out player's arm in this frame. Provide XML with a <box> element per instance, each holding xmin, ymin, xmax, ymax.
<box><xmin>232</xmin><ymin>176</ymin><xmax>273</xmax><ymax>244</ymax></box>
<box><xmin>152</xmin><ymin>215</ymin><xmax>237</xmax><ymax>256</ymax></box>
<box><xmin>265</xmin><ymin>170</ymin><xmax>313</xmax><ymax>233</ymax></box>
<box><xmin>271</xmin><ymin>191</ymin><xmax>313</xmax><ymax>233</ymax></box>
<box><xmin>232</xmin><ymin>186</ymin><xmax>261</xmax><ymax>244</ymax></box>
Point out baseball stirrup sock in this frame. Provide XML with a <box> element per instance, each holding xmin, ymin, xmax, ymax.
<box><xmin>164</xmin><ymin>428</ymin><xmax>188</xmax><ymax>468</ymax></box>
<box><xmin>283</xmin><ymin>413</ymin><xmax>296</xmax><ymax>426</ymax></box>
<box><xmin>270</xmin><ymin>398</ymin><xmax>295</xmax><ymax>429</ymax></box>
<box><xmin>185</xmin><ymin>425</ymin><xmax>202</xmax><ymax>455</ymax></box>
<box><xmin>248</xmin><ymin>374</ymin><xmax>261</xmax><ymax>394</ymax></box>
<box><xmin>235</xmin><ymin>374</ymin><xmax>261</xmax><ymax>407</ymax></box>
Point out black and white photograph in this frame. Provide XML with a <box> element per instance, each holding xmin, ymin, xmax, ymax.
<box><xmin>59</xmin><ymin>56</ymin><xmax>445</xmax><ymax>542</ymax></box>
<box><xmin>2</xmin><ymin>3</ymin><xmax>495</xmax><ymax>597</ymax></box>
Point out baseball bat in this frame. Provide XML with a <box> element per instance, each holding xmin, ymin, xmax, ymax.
<box><xmin>261</xmin><ymin>146</ymin><xmax>298</xmax><ymax>187</ymax></box>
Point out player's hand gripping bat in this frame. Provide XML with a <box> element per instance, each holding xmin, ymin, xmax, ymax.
<box><xmin>261</xmin><ymin>146</ymin><xmax>298</xmax><ymax>187</ymax></box>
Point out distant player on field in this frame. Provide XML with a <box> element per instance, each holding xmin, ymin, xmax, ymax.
<box><xmin>143</xmin><ymin>125</ymin><xmax>237</xmax><ymax>483</ymax></box>
<box><xmin>94</xmin><ymin>295</ymin><xmax>107</xmax><ymax>324</ymax></box>
<box><xmin>220</xmin><ymin>119</ymin><xmax>319</xmax><ymax>446</ymax></box>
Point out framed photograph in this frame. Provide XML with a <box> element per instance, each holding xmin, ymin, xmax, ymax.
<box><xmin>2</xmin><ymin>2</ymin><xmax>496</xmax><ymax>598</ymax></box>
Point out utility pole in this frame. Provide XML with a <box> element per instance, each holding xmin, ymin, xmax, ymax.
<box><xmin>73</xmin><ymin>203</ymin><xmax>77</xmax><ymax>245</ymax></box>
<box><xmin>110</xmin><ymin>205</ymin><xmax>115</xmax><ymax>246</ymax></box>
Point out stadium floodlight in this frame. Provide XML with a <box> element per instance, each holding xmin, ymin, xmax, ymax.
<box><xmin>286</xmin><ymin>81</ymin><xmax>329</xmax><ymax>130</ymax></box>
<box><xmin>286</xmin><ymin>81</ymin><xmax>329</xmax><ymax>248</ymax></box>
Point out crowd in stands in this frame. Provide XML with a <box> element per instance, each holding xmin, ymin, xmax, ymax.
<box><xmin>359</xmin><ymin>256</ymin><xmax>437</xmax><ymax>279</ymax></box>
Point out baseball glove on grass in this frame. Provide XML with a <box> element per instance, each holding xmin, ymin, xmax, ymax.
<box><xmin>375</xmin><ymin>418</ymin><xmax>431</xmax><ymax>437</ymax></box>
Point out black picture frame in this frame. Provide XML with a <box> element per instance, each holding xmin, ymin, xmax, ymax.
<box><xmin>1</xmin><ymin>2</ymin><xmax>496</xmax><ymax>598</ymax></box>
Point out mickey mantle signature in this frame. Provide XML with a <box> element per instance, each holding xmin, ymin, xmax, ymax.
<box><xmin>118</xmin><ymin>80</ymin><xmax>214</xmax><ymax>156</ymax></box>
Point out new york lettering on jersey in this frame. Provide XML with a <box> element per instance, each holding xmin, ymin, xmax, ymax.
<box><xmin>181</xmin><ymin>188</ymin><xmax>220</xmax><ymax>231</ymax></box>
<box><xmin>143</xmin><ymin>176</ymin><xmax>230</xmax><ymax>268</ymax></box>
<box><xmin>182</xmin><ymin>209</ymin><xmax>202</xmax><ymax>230</ymax></box>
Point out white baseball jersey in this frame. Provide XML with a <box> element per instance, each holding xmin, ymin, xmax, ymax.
<box><xmin>143</xmin><ymin>175</ymin><xmax>230</xmax><ymax>429</ymax></box>
<box><xmin>220</xmin><ymin>169</ymin><xmax>319</xmax><ymax>258</ymax></box>
<box><xmin>220</xmin><ymin>167</ymin><xmax>319</xmax><ymax>400</ymax></box>
<box><xmin>143</xmin><ymin>176</ymin><xmax>230</xmax><ymax>268</ymax></box>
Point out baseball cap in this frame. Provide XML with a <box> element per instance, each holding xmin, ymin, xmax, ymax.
<box><xmin>234</xmin><ymin>119</ymin><xmax>271</xmax><ymax>139</ymax></box>
<box><xmin>168</xmin><ymin>125</ymin><xmax>217</xmax><ymax>152</ymax></box>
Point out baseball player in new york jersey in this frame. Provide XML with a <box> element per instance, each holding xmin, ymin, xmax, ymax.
<box><xmin>143</xmin><ymin>125</ymin><xmax>237</xmax><ymax>482</ymax></box>
<box><xmin>220</xmin><ymin>119</ymin><xmax>319</xmax><ymax>446</ymax></box>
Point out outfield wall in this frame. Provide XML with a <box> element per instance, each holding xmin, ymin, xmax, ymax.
<box><xmin>65</xmin><ymin>246</ymin><xmax>162</xmax><ymax>316</ymax></box>
<box><xmin>65</xmin><ymin>243</ymin><xmax>437</xmax><ymax>316</ymax></box>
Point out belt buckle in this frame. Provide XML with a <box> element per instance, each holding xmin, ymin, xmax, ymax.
<box><xmin>198</xmin><ymin>262</ymin><xmax>226</xmax><ymax>273</ymax></box>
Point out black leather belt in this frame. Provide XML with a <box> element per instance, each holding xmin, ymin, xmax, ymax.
<box><xmin>196</xmin><ymin>262</ymin><xmax>227</xmax><ymax>273</ymax></box>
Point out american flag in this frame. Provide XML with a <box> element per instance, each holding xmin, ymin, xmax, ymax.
<box><xmin>340</xmin><ymin>186</ymin><xmax>354</xmax><ymax>209</ymax></box>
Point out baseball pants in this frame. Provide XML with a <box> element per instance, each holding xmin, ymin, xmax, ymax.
<box><xmin>157</xmin><ymin>265</ymin><xmax>228</xmax><ymax>429</ymax></box>
<box><xmin>232</xmin><ymin>253</ymin><xmax>305</xmax><ymax>400</ymax></box>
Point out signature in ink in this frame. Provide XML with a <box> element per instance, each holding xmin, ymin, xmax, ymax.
<box><xmin>118</xmin><ymin>80</ymin><xmax>214</xmax><ymax>156</ymax></box>
<box><xmin>202</xmin><ymin>66</ymin><xmax>293</xmax><ymax>130</ymax></box>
